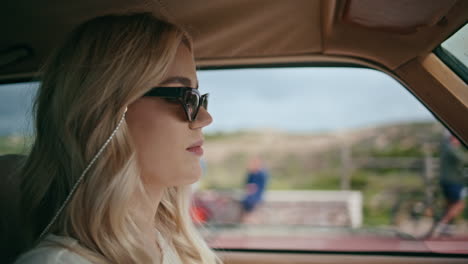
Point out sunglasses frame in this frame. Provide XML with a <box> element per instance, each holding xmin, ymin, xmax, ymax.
<box><xmin>143</xmin><ymin>87</ymin><xmax>208</xmax><ymax>122</ymax></box>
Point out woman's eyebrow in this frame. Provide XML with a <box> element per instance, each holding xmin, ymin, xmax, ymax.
<box><xmin>160</xmin><ymin>76</ymin><xmax>199</xmax><ymax>88</ymax></box>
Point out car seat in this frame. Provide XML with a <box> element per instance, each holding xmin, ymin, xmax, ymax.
<box><xmin>0</xmin><ymin>154</ymin><xmax>25</xmax><ymax>263</ymax></box>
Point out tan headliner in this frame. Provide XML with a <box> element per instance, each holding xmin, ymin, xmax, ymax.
<box><xmin>1</xmin><ymin>0</ymin><xmax>467</xmax><ymax>80</ymax></box>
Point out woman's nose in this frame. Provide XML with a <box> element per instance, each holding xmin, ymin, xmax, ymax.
<box><xmin>190</xmin><ymin>107</ymin><xmax>213</xmax><ymax>129</ymax></box>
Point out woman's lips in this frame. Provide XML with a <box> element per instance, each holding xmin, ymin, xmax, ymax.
<box><xmin>187</xmin><ymin>139</ymin><xmax>204</xmax><ymax>156</ymax></box>
<box><xmin>186</xmin><ymin>146</ymin><xmax>204</xmax><ymax>156</ymax></box>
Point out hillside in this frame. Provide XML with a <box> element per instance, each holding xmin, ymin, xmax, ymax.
<box><xmin>201</xmin><ymin>121</ymin><xmax>445</xmax><ymax>190</ymax></box>
<box><xmin>201</xmin><ymin>121</ymin><xmax>452</xmax><ymax>226</ymax></box>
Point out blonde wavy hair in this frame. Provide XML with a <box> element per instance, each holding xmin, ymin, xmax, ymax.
<box><xmin>18</xmin><ymin>13</ymin><xmax>220</xmax><ymax>264</ymax></box>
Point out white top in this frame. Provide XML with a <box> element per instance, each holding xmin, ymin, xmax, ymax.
<box><xmin>14</xmin><ymin>233</ymin><xmax>182</xmax><ymax>264</ymax></box>
<box><xmin>14</xmin><ymin>235</ymin><xmax>92</xmax><ymax>264</ymax></box>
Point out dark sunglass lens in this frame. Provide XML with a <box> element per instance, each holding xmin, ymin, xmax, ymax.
<box><xmin>201</xmin><ymin>94</ymin><xmax>208</xmax><ymax>110</ymax></box>
<box><xmin>186</xmin><ymin>92</ymin><xmax>200</xmax><ymax>119</ymax></box>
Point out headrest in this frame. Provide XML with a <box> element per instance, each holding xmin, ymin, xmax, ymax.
<box><xmin>0</xmin><ymin>154</ymin><xmax>25</xmax><ymax>264</ymax></box>
<box><xmin>0</xmin><ymin>154</ymin><xmax>24</xmax><ymax>202</ymax></box>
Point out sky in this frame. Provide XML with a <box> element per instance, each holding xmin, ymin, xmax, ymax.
<box><xmin>0</xmin><ymin>67</ymin><xmax>436</xmax><ymax>136</ymax></box>
<box><xmin>199</xmin><ymin>67</ymin><xmax>435</xmax><ymax>133</ymax></box>
<box><xmin>442</xmin><ymin>23</ymin><xmax>467</xmax><ymax>66</ymax></box>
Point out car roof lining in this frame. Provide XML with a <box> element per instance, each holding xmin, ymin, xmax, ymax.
<box><xmin>1</xmin><ymin>0</ymin><xmax>467</xmax><ymax>81</ymax></box>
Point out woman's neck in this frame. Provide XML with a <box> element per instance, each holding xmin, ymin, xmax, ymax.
<box><xmin>136</xmin><ymin>184</ymin><xmax>165</xmax><ymax>230</ymax></box>
<box><xmin>133</xmin><ymin>184</ymin><xmax>166</xmax><ymax>261</ymax></box>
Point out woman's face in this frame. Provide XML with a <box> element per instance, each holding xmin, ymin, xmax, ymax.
<box><xmin>126</xmin><ymin>43</ymin><xmax>212</xmax><ymax>188</ymax></box>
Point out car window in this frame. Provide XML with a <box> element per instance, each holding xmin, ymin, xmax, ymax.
<box><xmin>441</xmin><ymin>23</ymin><xmax>467</xmax><ymax>67</ymax></box>
<box><xmin>1</xmin><ymin>68</ymin><xmax>467</xmax><ymax>255</ymax></box>
<box><xmin>194</xmin><ymin>67</ymin><xmax>468</xmax><ymax>254</ymax></box>
<box><xmin>436</xmin><ymin>23</ymin><xmax>468</xmax><ymax>83</ymax></box>
<box><xmin>0</xmin><ymin>82</ymin><xmax>38</xmax><ymax>155</ymax></box>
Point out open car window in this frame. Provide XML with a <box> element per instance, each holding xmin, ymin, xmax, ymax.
<box><xmin>441</xmin><ymin>23</ymin><xmax>467</xmax><ymax>68</ymax></box>
<box><xmin>194</xmin><ymin>67</ymin><xmax>468</xmax><ymax>254</ymax></box>
<box><xmin>1</xmin><ymin>67</ymin><xmax>467</xmax><ymax>255</ymax></box>
<box><xmin>436</xmin><ymin>23</ymin><xmax>468</xmax><ymax>83</ymax></box>
<box><xmin>0</xmin><ymin>82</ymin><xmax>37</xmax><ymax>155</ymax></box>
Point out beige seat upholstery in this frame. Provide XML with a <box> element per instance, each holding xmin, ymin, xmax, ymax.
<box><xmin>0</xmin><ymin>154</ymin><xmax>25</xmax><ymax>263</ymax></box>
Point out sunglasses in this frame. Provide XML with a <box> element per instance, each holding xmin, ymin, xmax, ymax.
<box><xmin>143</xmin><ymin>87</ymin><xmax>208</xmax><ymax>122</ymax></box>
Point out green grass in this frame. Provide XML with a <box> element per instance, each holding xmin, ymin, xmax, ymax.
<box><xmin>0</xmin><ymin>135</ymin><xmax>31</xmax><ymax>155</ymax></box>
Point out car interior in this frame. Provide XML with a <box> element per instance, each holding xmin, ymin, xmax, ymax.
<box><xmin>1</xmin><ymin>0</ymin><xmax>467</xmax><ymax>263</ymax></box>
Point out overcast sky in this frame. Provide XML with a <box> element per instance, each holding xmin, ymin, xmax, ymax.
<box><xmin>0</xmin><ymin>67</ymin><xmax>436</xmax><ymax>136</ymax></box>
<box><xmin>199</xmin><ymin>67</ymin><xmax>435</xmax><ymax>133</ymax></box>
<box><xmin>442</xmin><ymin>23</ymin><xmax>467</xmax><ymax>66</ymax></box>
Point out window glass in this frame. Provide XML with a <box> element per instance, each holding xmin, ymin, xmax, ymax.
<box><xmin>441</xmin><ymin>23</ymin><xmax>468</xmax><ymax>67</ymax></box>
<box><xmin>0</xmin><ymin>82</ymin><xmax>38</xmax><ymax>155</ymax></box>
<box><xmin>193</xmin><ymin>67</ymin><xmax>468</xmax><ymax>254</ymax></box>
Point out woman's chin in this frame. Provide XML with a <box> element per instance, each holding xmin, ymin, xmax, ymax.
<box><xmin>170</xmin><ymin>162</ymin><xmax>202</xmax><ymax>186</ymax></box>
<box><xmin>186</xmin><ymin>171</ymin><xmax>202</xmax><ymax>185</ymax></box>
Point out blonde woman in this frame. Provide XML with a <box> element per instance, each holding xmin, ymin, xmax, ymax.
<box><xmin>14</xmin><ymin>13</ymin><xmax>220</xmax><ymax>264</ymax></box>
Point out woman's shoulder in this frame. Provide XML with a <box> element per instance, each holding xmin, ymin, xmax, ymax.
<box><xmin>14</xmin><ymin>235</ymin><xmax>92</xmax><ymax>264</ymax></box>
